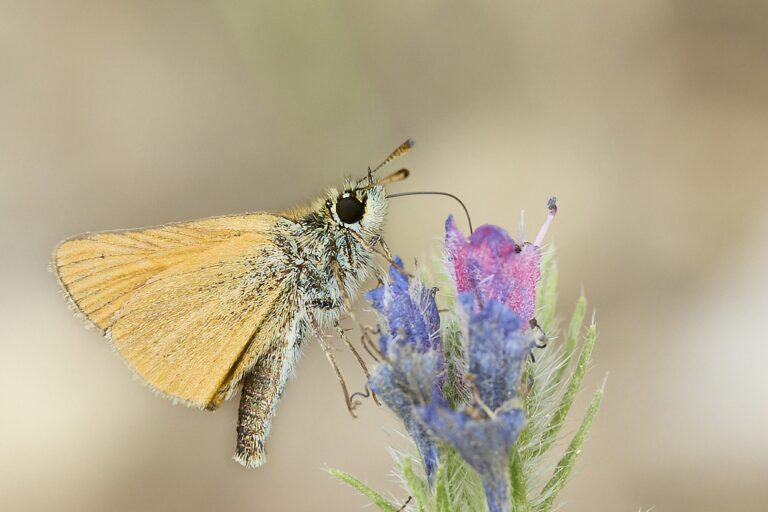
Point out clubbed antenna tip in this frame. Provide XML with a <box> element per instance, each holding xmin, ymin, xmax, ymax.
<box><xmin>371</xmin><ymin>139</ymin><xmax>415</xmax><ymax>175</ymax></box>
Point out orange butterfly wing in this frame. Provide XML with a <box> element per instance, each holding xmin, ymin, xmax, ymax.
<box><xmin>53</xmin><ymin>214</ymin><xmax>291</xmax><ymax>408</ymax></box>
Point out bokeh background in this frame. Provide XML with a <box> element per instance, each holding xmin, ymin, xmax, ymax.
<box><xmin>2</xmin><ymin>1</ymin><xmax>768</xmax><ymax>511</ymax></box>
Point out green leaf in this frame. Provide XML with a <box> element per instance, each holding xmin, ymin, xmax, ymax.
<box><xmin>327</xmin><ymin>468</ymin><xmax>399</xmax><ymax>512</ymax></box>
<box><xmin>435</xmin><ymin>464</ymin><xmax>451</xmax><ymax>512</ymax></box>
<box><xmin>439</xmin><ymin>448</ymin><xmax>487</xmax><ymax>512</ymax></box>
<box><xmin>529</xmin><ymin>321</ymin><xmax>596</xmax><ymax>459</ymax></box>
<box><xmin>402</xmin><ymin>457</ymin><xmax>430</xmax><ymax>512</ymax></box>
<box><xmin>536</xmin><ymin>384</ymin><xmax>604</xmax><ymax>512</ymax></box>
<box><xmin>554</xmin><ymin>295</ymin><xmax>587</xmax><ymax>384</ymax></box>
<box><xmin>508</xmin><ymin>448</ymin><xmax>531</xmax><ymax>512</ymax></box>
<box><xmin>441</xmin><ymin>322</ymin><xmax>468</xmax><ymax>408</ymax></box>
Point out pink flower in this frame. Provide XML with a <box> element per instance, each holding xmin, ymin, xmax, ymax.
<box><xmin>444</xmin><ymin>198</ymin><xmax>556</xmax><ymax>324</ymax></box>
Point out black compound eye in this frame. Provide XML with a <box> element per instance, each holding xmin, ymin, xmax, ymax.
<box><xmin>335</xmin><ymin>194</ymin><xmax>365</xmax><ymax>224</ymax></box>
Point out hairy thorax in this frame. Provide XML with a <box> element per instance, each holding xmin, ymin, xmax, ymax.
<box><xmin>274</xmin><ymin>216</ymin><xmax>376</xmax><ymax>329</ymax></box>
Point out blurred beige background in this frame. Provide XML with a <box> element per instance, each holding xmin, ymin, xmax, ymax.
<box><xmin>2</xmin><ymin>1</ymin><xmax>768</xmax><ymax>511</ymax></box>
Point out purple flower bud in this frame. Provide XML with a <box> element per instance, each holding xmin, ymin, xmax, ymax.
<box><xmin>367</xmin><ymin>257</ymin><xmax>442</xmax><ymax>354</ymax></box>
<box><xmin>369</xmin><ymin>350</ymin><xmax>441</xmax><ymax>482</ymax></box>
<box><xmin>461</xmin><ymin>293</ymin><xmax>534</xmax><ymax>411</ymax></box>
<box><xmin>367</xmin><ymin>259</ymin><xmax>444</xmax><ymax>483</ymax></box>
<box><xmin>415</xmin><ymin>403</ymin><xmax>525</xmax><ymax>512</ymax></box>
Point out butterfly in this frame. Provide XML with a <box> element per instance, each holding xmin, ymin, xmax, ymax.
<box><xmin>52</xmin><ymin>140</ymin><xmax>413</xmax><ymax>468</ymax></box>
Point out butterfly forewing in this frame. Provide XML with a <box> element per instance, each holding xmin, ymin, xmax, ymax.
<box><xmin>54</xmin><ymin>213</ymin><xmax>288</xmax><ymax>408</ymax></box>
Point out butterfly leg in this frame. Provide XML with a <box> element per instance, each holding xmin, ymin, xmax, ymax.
<box><xmin>234</xmin><ymin>341</ymin><xmax>294</xmax><ymax>468</ymax></box>
<box><xmin>371</xmin><ymin>235</ymin><xmax>397</xmax><ymax>283</ymax></box>
<box><xmin>330</xmin><ymin>259</ymin><xmax>382</xmax><ymax>405</ymax></box>
<box><xmin>360</xmin><ymin>324</ymin><xmax>384</xmax><ymax>362</ymax></box>
<box><xmin>376</xmin><ymin>235</ymin><xmax>393</xmax><ymax>260</ymax></box>
<box><xmin>308</xmin><ymin>312</ymin><xmax>360</xmax><ymax>418</ymax></box>
<box><xmin>335</xmin><ymin>322</ymin><xmax>380</xmax><ymax>406</ymax></box>
<box><xmin>346</xmin><ymin>229</ymin><xmax>411</xmax><ymax>276</ymax></box>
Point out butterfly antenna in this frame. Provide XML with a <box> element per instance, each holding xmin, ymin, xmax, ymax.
<box><xmin>370</xmin><ymin>139</ymin><xmax>414</xmax><ymax>176</ymax></box>
<box><xmin>388</xmin><ymin>191</ymin><xmax>474</xmax><ymax>234</ymax></box>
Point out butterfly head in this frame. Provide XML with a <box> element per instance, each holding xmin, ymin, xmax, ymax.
<box><xmin>315</xmin><ymin>139</ymin><xmax>413</xmax><ymax>237</ymax></box>
<box><xmin>324</xmin><ymin>182</ymin><xmax>387</xmax><ymax>236</ymax></box>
